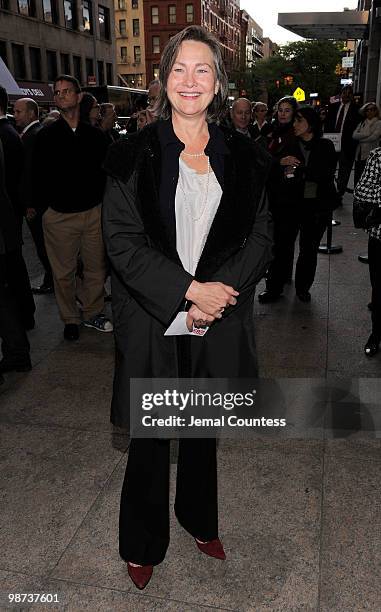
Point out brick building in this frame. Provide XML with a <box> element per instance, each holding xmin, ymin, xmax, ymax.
<box><xmin>143</xmin><ymin>0</ymin><xmax>241</xmax><ymax>83</ymax></box>
<box><xmin>114</xmin><ymin>0</ymin><xmax>146</xmax><ymax>88</ymax></box>
<box><xmin>0</xmin><ymin>0</ymin><xmax>116</xmax><ymax>107</ymax></box>
<box><xmin>240</xmin><ymin>10</ymin><xmax>263</xmax><ymax>71</ymax></box>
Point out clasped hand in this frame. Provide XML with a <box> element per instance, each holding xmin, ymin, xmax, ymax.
<box><xmin>185</xmin><ymin>280</ymin><xmax>239</xmax><ymax>331</ymax></box>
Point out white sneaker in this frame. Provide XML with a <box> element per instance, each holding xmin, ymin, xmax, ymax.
<box><xmin>83</xmin><ymin>313</ymin><xmax>113</xmax><ymax>333</ymax></box>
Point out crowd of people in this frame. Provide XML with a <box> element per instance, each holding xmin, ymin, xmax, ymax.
<box><xmin>1</xmin><ymin>50</ymin><xmax>381</xmax><ymax>379</ymax></box>
<box><xmin>1</xmin><ymin>24</ymin><xmax>381</xmax><ymax>589</ymax></box>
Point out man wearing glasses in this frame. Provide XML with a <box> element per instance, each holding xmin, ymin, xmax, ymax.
<box><xmin>33</xmin><ymin>75</ymin><xmax>112</xmax><ymax>341</ymax></box>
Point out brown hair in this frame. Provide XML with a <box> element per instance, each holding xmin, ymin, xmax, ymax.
<box><xmin>155</xmin><ymin>25</ymin><xmax>228</xmax><ymax>122</ymax></box>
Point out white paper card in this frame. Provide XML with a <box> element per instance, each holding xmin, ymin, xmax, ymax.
<box><xmin>164</xmin><ymin>312</ymin><xmax>209</xmax><ymax>337</ymax></box>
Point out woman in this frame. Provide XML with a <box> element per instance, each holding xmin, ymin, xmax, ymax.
<box><xmin>352</xmin><ymin>102</ymin><xmax>381</xmax><ymax>186</ymax></box>
<box><xmin>260</xmin><ymin>106</ymin><xmax>337</xmax><ymax>303</ymax></box>
<box><xmin>79</xmin><ymin>92</ymin><xmax>100</xmax><ymax>126</ymax></box>
<box><xmin>353</xmin><ymin>148</ymin><xmax>381</xmax><ymax>356</ymax></box>
<box><xmin>251</xmin><ymin>102</ymin><xmax>271</xmax><ymax>147</ymax></box>
<box><xmin>102</xmin><ymin>26</ymin><xmax>272</xmax><ymax>589</ymax></box>
<box><xmin>258</xmin><ymin>95</ymin><xmax>300</xmax><ymax>302</ymax></box>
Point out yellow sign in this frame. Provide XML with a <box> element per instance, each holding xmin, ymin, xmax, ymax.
<box><xmin>293</xmin><ymin>87</ymin><xmax>305</xmax><ymax>102</ymax></box>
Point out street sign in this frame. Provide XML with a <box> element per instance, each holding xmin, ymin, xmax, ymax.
<box><xmin>340</xmin><ymin>78</ymin><xmax>353</xmax><ymax>85</ymax></box>
<box><xmin>342</xmin><ymin>56</ymin><xmax>354</xmax><ymax>68</ymax></box>
<box><xmin>228</xmin><ymin>82</ymin><xmax>236</xmax><ymax>90</ymax></box>
<box><xmin>293</xmin><ymin>87</ymin><xmax>305</xmax><ymax>102</ymax></box>
<box><xmin>310</xmin><ymin>92</ymin><xmax>318</xmax><ymax>98</ymax></box>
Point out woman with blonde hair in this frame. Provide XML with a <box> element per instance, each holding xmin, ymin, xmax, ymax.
<box><xmin>102</xmin><ymin>25</ymin><xmax>272</xmax><ymax>589</ymax></box>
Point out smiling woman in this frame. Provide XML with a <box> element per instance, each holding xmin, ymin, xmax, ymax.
<box><xmin>102</xmin><ymin>25</ymin><xmax>273</xmax><ymax>590</ymax></box>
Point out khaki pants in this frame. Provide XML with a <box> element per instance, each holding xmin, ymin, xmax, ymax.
<box><xmin>43</xmin><ymin>205</ymin><xmax>106</xmax><ymax>324</ymax></box>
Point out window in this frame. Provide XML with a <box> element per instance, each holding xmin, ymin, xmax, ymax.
<box><xmin>151</xmin><ymin>6</ymin><xmax>158</xmax><ymax>24</ymax></box>
<box><xmin>12</xmin><ymin>44</ymin><xmax>26</xmax><ymax>79</ymax></box>
<box><xmin>117</xmin><ymin>0</ymin><xmax>125</xmax><ymax>7</ymax></box>
<box><xmin>82</xmin><ymin>0</ymin><xmax>92</xmax><ymax>32</ymax></box>
<box><xmin>131</xmin><ymin>0</ymin><xmax>137</xmax><ymax>7</ymax></box>
<box><xmin>186</xmin><ymin>4</ymin><xmax>193</xmax><ymax>23</ymax></box>
<box><xmin>73</xmin><ymin>55</ymin><xmax>82</xmax><ymax>83</ymax></box>
<box><xmin>168</xmin><ymin>5</ymin><xmax>175</xmax><ymax>24</ymax></box>
<box><xmin>152</xmin><ymin>36</ymin><xmax>160</xmax><ymax>54</ymax></box>
<box><xmin>42</xmin><ymin>0</ymin><xmax>58</xmax><ymax>22</ymax></box>
<box><xmin>119</xmin><ymin>19</ymin><xmax>126</xmax><ymax>35</ymax></box>
<box><xmin>133</xmin><ymin>45</ymin><xmax>141</xmax><ymax>64</ymax></box>
<box><xmin>29</xmin><ymin>47</ymin><xmax>41</xmax><ymax>79</ymax></box>
<box><xmin>106</xmin><ymin>62</ymin><xmax>112</xmax><ymax>84</ymax></box>
<box><xmin>97</xmin><ymin>60</ymin><xmax>104</xmax><ymax>85</ymax></box>
<box><xmin>120</xmin><ymin>46</ymin><xmax>127</xmax><ymax>62</ymax></box>
<box><xmin>0</xmin><ymin>41</ymin><xmax>8</xmax><ymax>65</ymax></box>
<box><xmin>132</xmin><ymin>18</ymin><xmax>139</xmax><ymax>36</ymax></box>
<box><xmin>61</xmin><ymin>52</ymin><xmax>70</xmax><ymax>73</ymax></box>
<box><xmin>153</xmin><ymin>64</ymin><xmax>159</xmax><ymax>79</ymax></box>
<box><xmin>46</xmin><ymin>50</ymin><xmax>57</xmax><ymax>81</ymax></box>
<box><xmin>86</xmin><ymin>57</ymin><xmax>93</xmax><ymax>78</ymax></box>
<box><xmin>18</xmin><ymin>0</ymin><xmax>36</xmax><ymax>16</ymax></box>
<box><xmin>63</xmin><ymin>0</ymin><xmax>74</xmax><ymax>28</ymax></box>
<box><xmin>98</xmin><ymin>5</ymin><xmax>110</xmax><ymax>39</ymax></box>
<box><xmin>0</xmin><ymin>0</ymin><xmax>10</xmax><ymax>9</ymax></box>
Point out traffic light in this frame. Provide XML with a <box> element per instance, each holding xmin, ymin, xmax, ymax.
<box><xmin>275</xmin><ymin>80</ymin><xmax>280</xmax><ymax>88</ymax></box>
<box><xmin>284</xmin><ymin>75</ymin><xmax>293</xmax><ymax>86</ymax></box>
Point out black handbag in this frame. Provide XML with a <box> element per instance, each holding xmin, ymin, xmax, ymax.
<box><xmin>353</xmin><ymin>198</ymin><xmax>381</xmax><ymax>229</ymax></box>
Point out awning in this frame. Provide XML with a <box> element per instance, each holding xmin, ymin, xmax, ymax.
<box><xmin>10</xmin><ymin>81</ymin><xmax>54</xmax><ymax>104</ymax></box>
<box><xmin>278</xmin><ymin>11</ymin><xmax>369</xmax><ymax>40</ymax></box>
<box><xmin>0</xmin><ymin>57</ymin><xmax>22</xmax><ymax>95</ymax></box>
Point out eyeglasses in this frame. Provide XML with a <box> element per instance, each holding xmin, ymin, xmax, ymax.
<box><xmin>53</xmin><ymin>87</ymin><xmax>76</xmax><ymax>97</ymax></box>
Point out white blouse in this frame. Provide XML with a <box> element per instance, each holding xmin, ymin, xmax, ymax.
<box><xmin>175</xmin><ymin>157</ymin><xmax>222</xmax><ymax>275</ymax></box>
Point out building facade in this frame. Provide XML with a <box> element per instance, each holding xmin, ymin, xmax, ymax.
<box><xmin>240</xmin><ymin>10</ymin><xmax>263</xmax><ymax>71</ymax></box>
<box><xmin>354</xmin><ymin>0</ymin><xmax>379</xmax><ymax>102</ymax></box>
<box><xmin>0</xmin><ymin>0</ymin><xmax>116</xmax><ymax>106</ymax></box>
<box><xmin>143</xmin><ymin>0</ymin><xmax>241</xmax><ymax>83</ymax></box>
<box><xmin>114</xmin><ymin>0</ymin><xmax>146</xmax><ymax>88</ymax></box>
<box><xmin>262</xmin><ymin>37</ymin><xmax>278</xmax><ymax>60</ymax></box>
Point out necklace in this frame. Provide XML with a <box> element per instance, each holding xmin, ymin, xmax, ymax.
<box><xmin>182</xmin><ymin>150</ymin><xmax>205</xmax><ymax>158</ymax></box>
<box><xmin>178</xmin><ymin>158</ymin><xmax>211</xmax><ymax>222</ymax></box>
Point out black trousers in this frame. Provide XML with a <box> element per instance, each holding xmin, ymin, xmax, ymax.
<box><xmin>26</xmin><ymin>212</ymin><xmax>53</xmax><ymax>284</ymax></box>
<box><xmin>119</xmin><ymin>437</ymin><xmax>218</xmax><ymax>566</ymax></box>
<box><xmin>336</xmin><ymin>150</ymin><xmax>355</xmax><ymax>197</ymax></box>
<box><xmin>368</xmin><ymin>236</ymin><xmax>381</xmax><ymax>339</ymax></box>
<box><xmin>4</xmin><ymin>248</ymin><xmax>35</xmax><ymax>327</ymax></box>
<box><xmin>354</xmin><ymin>159</ymin><xmax>367</xmax><ymax>188</ymax></box>
<box><xmin>266</xmin><ymin>206</ymin><xmax>328</xmax><ymax>295</ymax></box>
<box><xmin>0</xmin><ymin>254</ymin><xmax>30</xmax><ymax>361</ymax></box>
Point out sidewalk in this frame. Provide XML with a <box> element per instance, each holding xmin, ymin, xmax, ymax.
<box><xmin>0</xmin><ymin>194</ymin><xmax>380</xmax><ymax>611</ymax></box>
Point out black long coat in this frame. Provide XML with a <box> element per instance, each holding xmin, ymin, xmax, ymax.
<box><xmin>102</xmin><ymin>119</ymin><xmax>273</xmax><ymax>428</ymax></box>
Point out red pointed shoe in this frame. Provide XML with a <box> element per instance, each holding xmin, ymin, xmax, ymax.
<box><xmin>195</xmin><ymin>538</ymin><xmax>226</xmax><ymax>560</ymax></box>
<box><xmin>127</xmin><ymin>563</ymin><xmax>153</xmax><ymax>589</ymax></box>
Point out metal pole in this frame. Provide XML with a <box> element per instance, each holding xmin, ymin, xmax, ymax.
<box><xmin>319</xmin><ymin>210</ymin><xmax>343</xmax><ymax>254</ymax></box>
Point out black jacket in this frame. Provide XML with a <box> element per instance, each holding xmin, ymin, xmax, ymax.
<box><xmin>0</xmin><ymin>117</ymin><xmax>24</xmax><ymax>219</ymax></box>
<box><xmin>102</xmin><ymin>119</ymin><xmax>273</xmax><ymax>427</ymax></box>
<box><xmin>0</xmin><ymin>137</ymin><xmax>20</xmax><ymax>255</ymax></box>
<box><xmin>21</xmin><ymin>121</ymin><xmax>42</xmax><ymax>210</ymax></box>
<box><xmin>32</xmin><ymin>116</ymin><xmax>108</xmax><ymax>213</ymax></box>
<box><xmin>274</xmin><ymin>136</ymin><xmax>338</xmax><ymax>213</ymax></box>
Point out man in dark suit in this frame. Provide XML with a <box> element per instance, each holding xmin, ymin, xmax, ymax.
<box><xmin>0</xmin><ymin>136</ymin><xmax>31</xmax><ymax>376</ymax></box>
<box><xmin>0</xmin><ymin>86</ymin><xmax>35</xmax><ymax>331</ymax></box>
<box><xmin>326</xmin><ymin>85</ymin><xmax>360</xmax><ymax>199</ymax></box>
<box><xmin>230</xmin><ymin>98</ymin><xmax>256</xmax><ymax>138</ymax></box>
<box><xmin>14</xmin><ymin>97</ymin><xmax>54</xmax><ymax>294</ymax></box>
